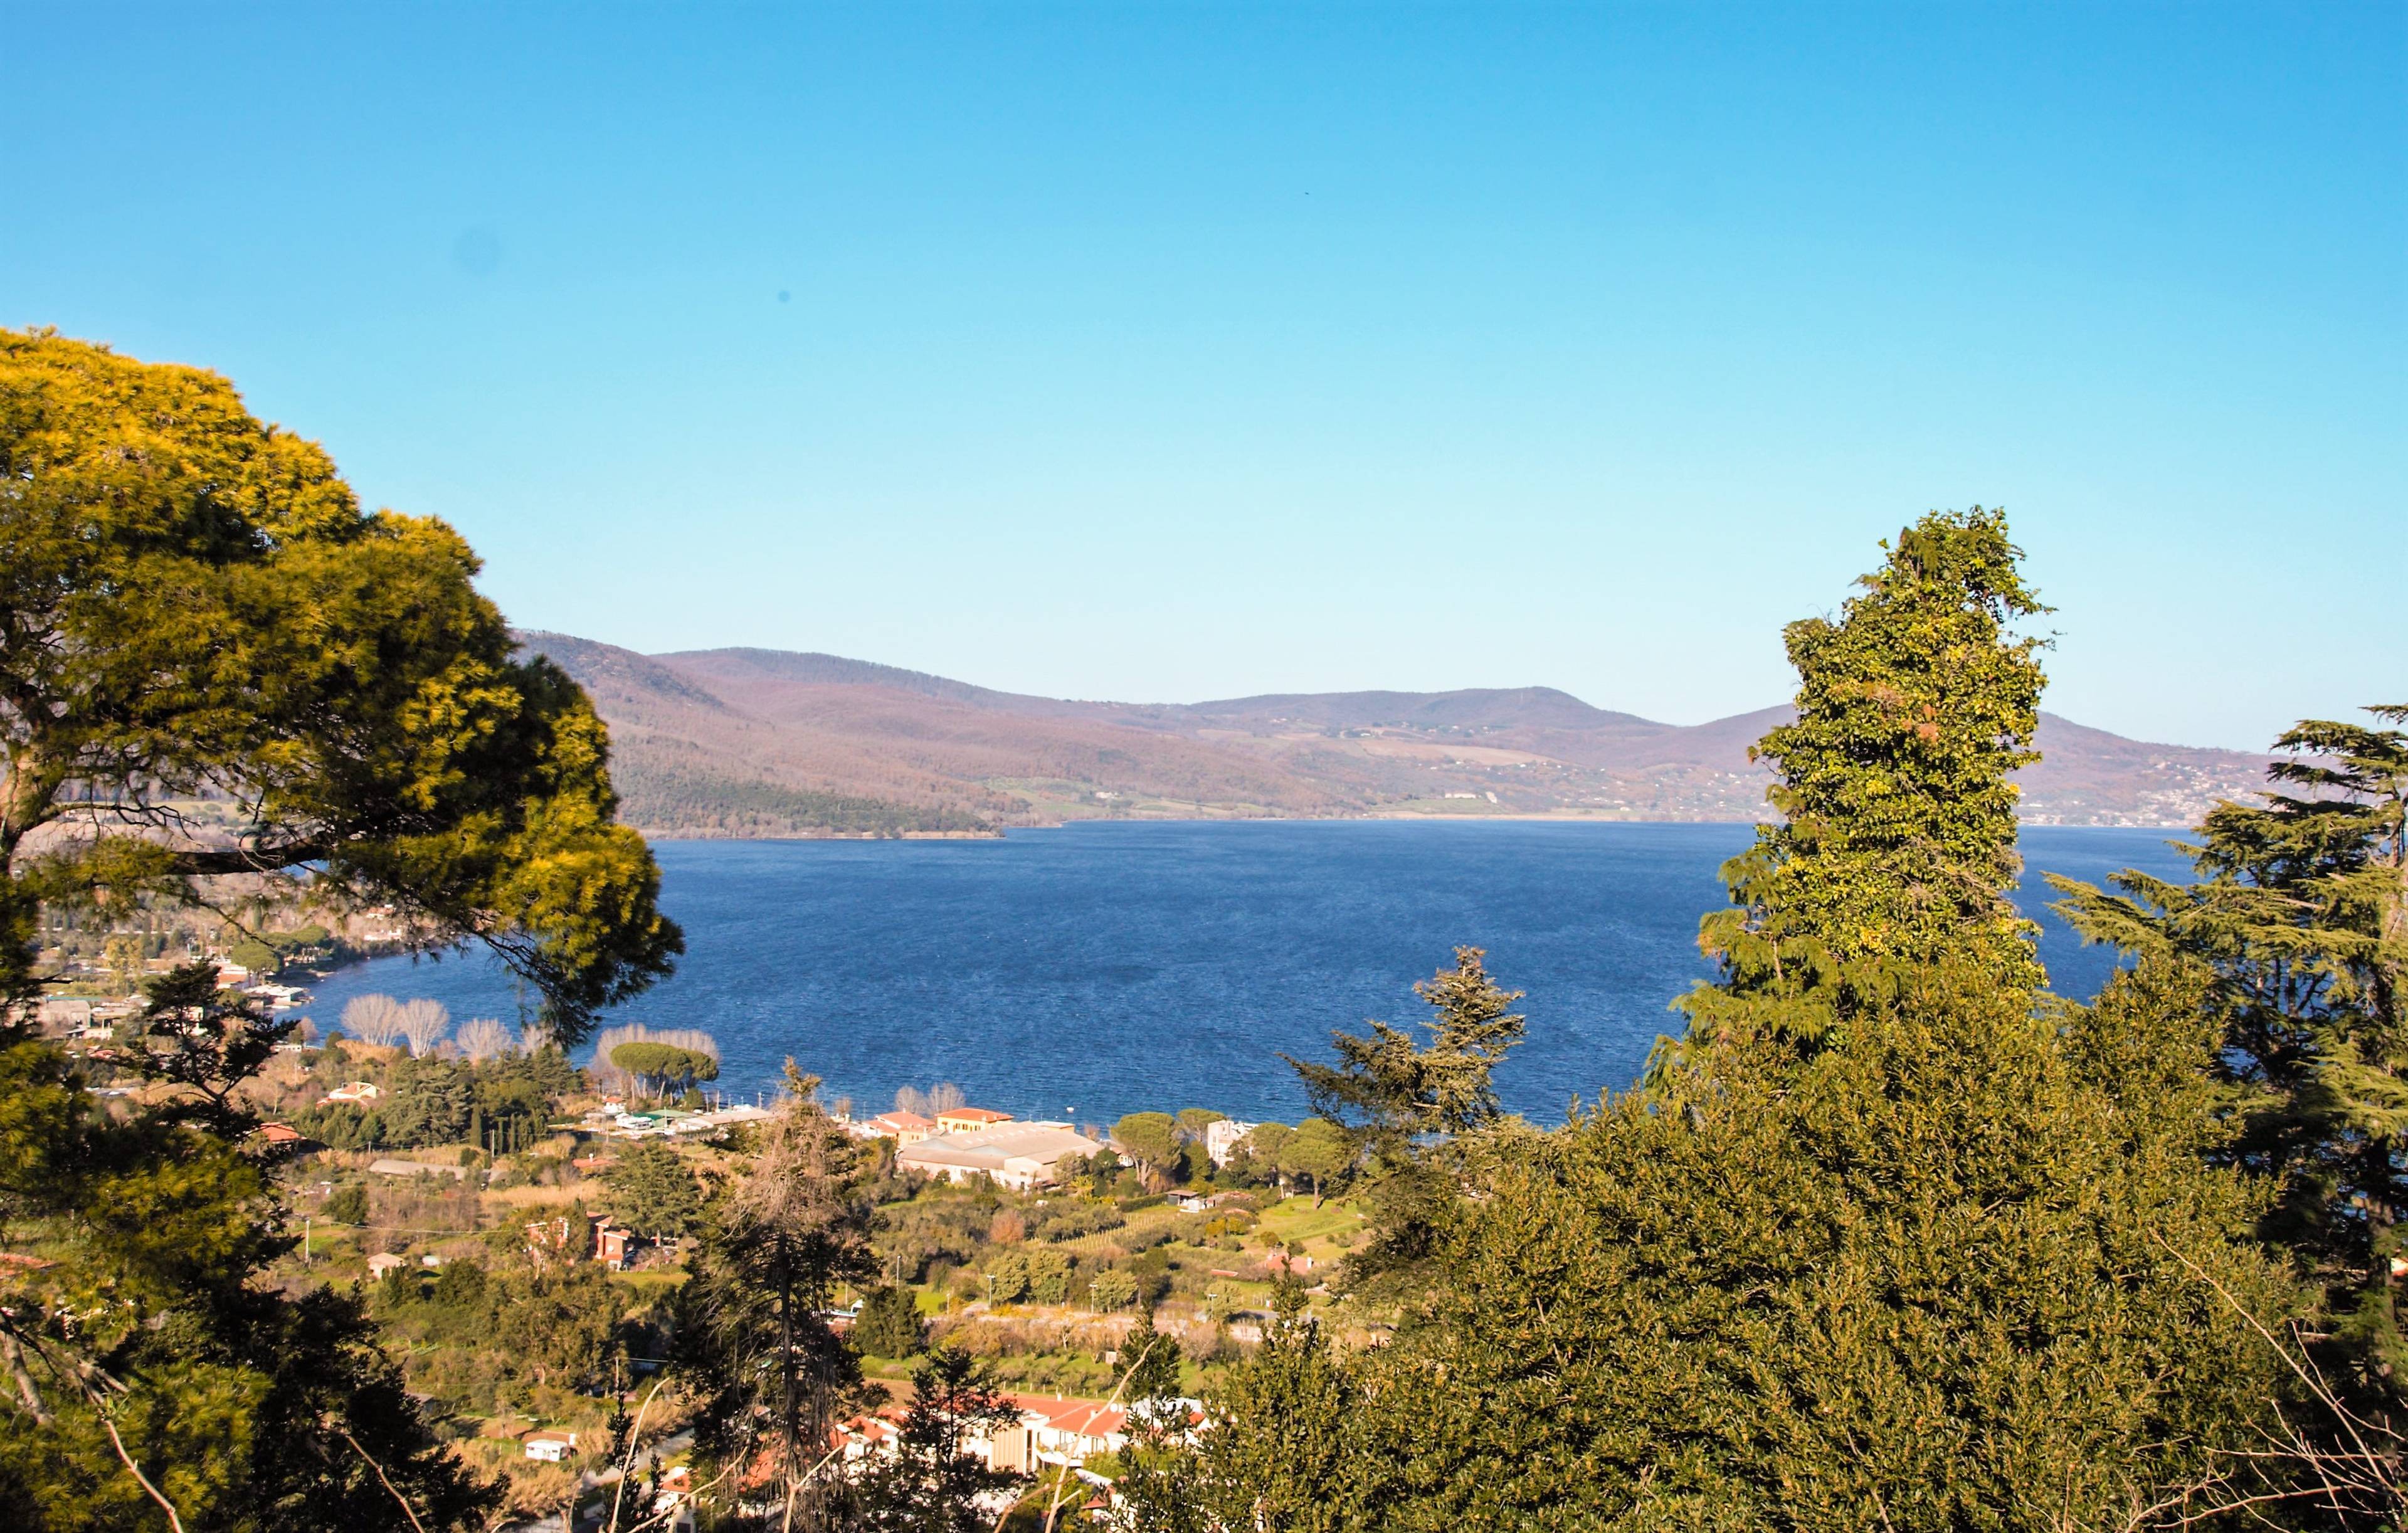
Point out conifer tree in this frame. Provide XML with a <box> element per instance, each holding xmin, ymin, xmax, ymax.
<box><xmin>852</xmin><ymin>1285</ymin><xmax>925</xmax><ymax>1361</ymax></box>
<box><xmin>1121</xmin><ymin>1300</ymin><xmax>1186</xmax><ymax>1432</ymax></box>
<box><xmin>1149</xmin><ymin>511</ymin><xmax>2306</xmax><ymax>1529</ymax></box>
<box><xmin>127</xmin><ymin>962</ymin><xmax>297</xmax><ymax>1135</ymax></box>
<box><xmin>603</xmin><ymin>1141</ymin><xmax>705</xmax><ymax>1243</ymax></box>
<box><xmin>0</xmin><ymin>328</ymin><xmax>680</xmax><ymax>1035</ymax></box>
<box><xmin>2057</xmin><ymin>706</ymin><xmax>2408</xmax><ymax>1426</ymax></box>
<box><xmin>1671</xmin><ymin>507</ymin><xmax>2046</xmax><ymax>1060</ymax></box>
<box><xmin>851</xmin><ymin>1347</ymin><xmax>1022</xmax><ymax>1533</ymax></box>
<box><xmin>1</xmin><ymin>330</ymin><xmax>679</xmax><ymax>1524</ymax></box>
<box><xmin>1287</xmin><ymin>947</ymin><xmax>1526</xmax><ymax>1297</ymax></box>
<box><xmin>0</xmin><ymin>1003</ymin><xmax>494</xmax><ymax>1529</ymax></box>
<box><xmin>1289</xmin><ymin>946</ymin><xmax>1526</xmax><ymax>1157</ymax></box>
<box><xmin>686</xmin><ymin>1065</ymin><xmax>877</xmax><ymax>1531</ymax></box>
<box><xmin>1118</xmin><ymin>1280</ymin><xmax>1358</xmax><ymax>1533</ymax></box>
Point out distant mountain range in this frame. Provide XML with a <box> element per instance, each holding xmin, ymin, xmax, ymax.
<box><xmin>518</xmin><ymin>631</ymin><xmax>2273</xmax><ymax>838</ymax></box>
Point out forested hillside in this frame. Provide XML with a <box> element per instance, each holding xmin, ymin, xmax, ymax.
<box><xmin>520</xmin><ymin>631</ymin><xmax>2272</xmax><ymax>836</ymax></box>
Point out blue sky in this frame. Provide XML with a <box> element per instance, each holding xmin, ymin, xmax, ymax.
<box><xmin>4</xmin><ymin>4</ymin><xmax>2398</xmax><ymax>750</ymax></box>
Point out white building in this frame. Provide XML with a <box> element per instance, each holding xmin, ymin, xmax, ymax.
<box><xmin>522</xmin><ymin>1430</ymin><xmax>578</xmax><ymax>1463</ymax></box>
<box><xmin>897</xmin><ymin>1122</ymin><xmax>1106</xmax><ymax>1192</ymax></box>
<box><xmin>1202</xmin><ymin>1118</ymin><xmax>1259</xmax><ymax>1167</ymax></box>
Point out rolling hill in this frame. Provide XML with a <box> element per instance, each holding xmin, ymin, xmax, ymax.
<box><xmin>517</xmin><ymin>632</ymin><xmax>2273</xmax><ymax>837</ymax></box>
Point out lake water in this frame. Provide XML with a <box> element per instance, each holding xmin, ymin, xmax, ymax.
<box><xmin>300</xmin><ymin>821</ymin><xmax>2195</xmax><ymax>1126</ymax></box>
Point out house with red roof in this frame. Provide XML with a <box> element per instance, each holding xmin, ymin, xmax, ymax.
<box><xmin>852</xmin><ymin>1110</ymin><xmax>936</xmax><ymax>1146</ymax></box>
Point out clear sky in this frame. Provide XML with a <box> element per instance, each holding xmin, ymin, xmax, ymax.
<box><xmin>4</xmin><ymin>4</ymin><xmax>2399</xmax><ymax>750</ymax></box>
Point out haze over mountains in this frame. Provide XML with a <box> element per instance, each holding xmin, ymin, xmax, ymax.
<box><xmin>520</xmin><ymin>632</ymin><xmax>2273</xmax><ymax>838</ymax></box>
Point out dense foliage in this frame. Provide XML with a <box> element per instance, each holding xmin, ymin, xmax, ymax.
<box><xmin>1137</xmin><ymin>511</ymin><xmax>2326</xmax><ymax>1529</ymax></box>
<box><xmin>0</xmin><ymin>326</ymin><xmax>680</xmax><ymax>1034</ymax></box>
<box><xmin>0</xmin><ymin>330</ymin><xmax>682</xmax><ymax>1529</ymax></box>
<box><xmin>605</xmin><ymin>1141</ymin><xmax>706</xmax><ymax>1240</ymax></box>
<box><xmin>2057</xmin><ymin>703</ymin><xmax>2407</xmax><ymax>1495</ymax></box>
<box><xmin>610</xmin><ymin>1040</ymin><xmax>721</xmax><ymax>1100</ymax></box>
<box><xmin>0</xmin><ymin>980</ymin><xmax>494</xmax><ymax>1530</ymax></box>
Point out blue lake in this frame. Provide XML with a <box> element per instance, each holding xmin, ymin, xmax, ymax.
<box><xmin>300</xmin><ymin>821</ymin><xmax>2196</xmax><ymax>1127</ymax></box>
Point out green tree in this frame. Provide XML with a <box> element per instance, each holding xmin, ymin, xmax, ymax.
<box><xmin>609</xmin><ymin>1041</ymin><xmax>719</xmax><ymax>1100</ymax></box>
<box><xmin>127</xmin><ymin>962</ymin><xmax>295</xmax><ymax>1135</ymax></box>
<box><xmin>604</xmin><ymin>1141</ymin><xmax>704</xmax><ymax>1242</ymax></box>
<box><xmin>1121</xmin><ymin>1300</ymin><xmax>1186</xmax><ymax>1431</ymax></box>
<box><xmin>102</xmin><ymin>934</ymin><xmax>146</xmax><ymax>994</ymax></box>
<box><xmin>853</xmin><ymin>1285</ymin><xmax>924</xmax><ymax>1359</ymax></box>
<box><xmin>687</xmin><ymin>1067</ymin><xmax>877</xmax><ymax>1532</ymax></box>
<box><xmin>1278</xmin><ymin>1119</ymin><xmax>1352</xmax><ymax>1207</ymax></box>
<box><xmin>0</xmin><ymin>327</ymin><xmax>680</xmax><ymax>1034</ymax></box>
<box><xmin>380</xmin><ymin>1056</ymin><xmax>474</xmax><ymax>1148</ymax></box>
<box><xmin>490</xmin><ymin>1262</ymin><xmax>628</xmax><ymax>1393</ymax></box>
<box><xmin>324</xmin><ymin>1183</ymin><xmax>370</xmax><ymax>1225</ymax></box>
<box><xmin>2056</xmin><ymin>705</ymin><xmax>2408</xmax><ymax>1432</ymax></box>
<box><xmin>983</xmin><ymin>1245</ymin><xmax>1070</xmax><ymax>1307</ymax></box>
<box><xmin>1236</xmin><ymin>1122</ymin><xmax>1293</xmax><ymax>1190</ymax></box>
<box><xmin>1119</xmin><ymin>1280</ymin><xmax>1357</xmax><ymax>1533</ymax></box>
<box><xmin>1669</xmin><ymin>507</ymin><xmax>2046</xmax><ymax>1063</ymax></box>
<box><xmin>852</xmin><ymin>1347</ymin><xmax>1024</xmax><ymax>1533</ymax></box>
<box><xmin>1151</xmin><ymin>511</ymin><xmax>2308</xmax><ymax>1528</ymax></box>
<box><xmin>0</xmin><ymin>330</ymin><xmax>681</xmax><ymax>1530</ymax></box>
<box><xmin>1289</xmin><ymin>947</ymin><xmax>1526</xmax><ymax>1156</ymax></box>
<box><xmin>1112</xmin><ymin>1112</ymin><xmax>1185</xmax><ymax>1191</ymax></box>
<box><xmin>0</xmin><ymin>1033</ymin><xmax>495</xmax><ymax>1529</ymax></box>
<box><xmin>1088</xmin><ymin>1270</ymin><xmax>1139</xmax><ymax>1312</ymax></box>
<box><xmin>1287</xmin><ymin>948</ymin><xmax>1526</xmax><ymax>1290</ymax></box>
<box><xmin>428</xmin><ymin>1259</ymin><xmax>488</xmax><ymax>1317</ymax></box>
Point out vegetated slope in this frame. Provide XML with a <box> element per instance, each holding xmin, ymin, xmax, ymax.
<box><xmin>520</xmin><ymin>633</ymin><xmax>2271</xmax><ymax>835</ymax></box>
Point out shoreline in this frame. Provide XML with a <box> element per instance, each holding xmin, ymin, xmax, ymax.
<box><xmin>636</xmin><ymin>809</ymin><xmax>2206</xmax><ymax>838</ymax></box>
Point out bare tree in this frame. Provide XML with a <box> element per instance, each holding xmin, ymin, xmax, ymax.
<box><xmin>394</xmin><ymin>998</ymin><xmax>449</xmax><ymax>1057</ymax></box>
<box><xmin>927</xmin><ymin>1081</ymin><xmax>966</xmax><ymax>1114</ymax></box>
<box><xmin>339</xmin><ymin>994</ymin><xmax>404</xmax><ymax>1048</ymax></box>
<box><xmin>894</xmin><ymin>1085</ymin><xmax>929</xmax><ymax>1118</ymax></box>
<box><xmin>455</xmin><ymin>1017</ymin><xmax>516</xmax><ymax>1062</ymax></box>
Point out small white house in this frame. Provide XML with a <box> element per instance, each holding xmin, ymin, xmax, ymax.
<box><xmin>522</xmin><ymin>1430</ymin><xmax>578</xmax><ymax>1463</ymax></box>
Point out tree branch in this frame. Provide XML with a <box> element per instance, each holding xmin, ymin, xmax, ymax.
<box><xmin>100</xmin><ymin>1406</ymin><xmax>186</xmax><ymax>1533</ymax></box>
<box><xmin>338</xmin><ymin>1427</ymin><xmax>431</xmax><ymax>1533</ymax></box>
